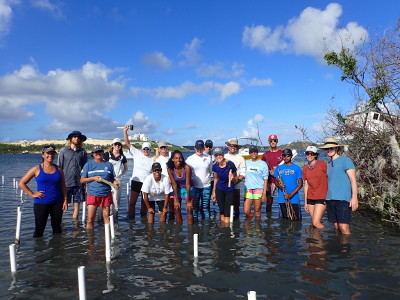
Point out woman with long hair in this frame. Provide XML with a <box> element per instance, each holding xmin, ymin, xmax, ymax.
<box><xmin>167</xmin><ymin>150</ymin><xmax>194</xmax><ymax>224</ymax></box>
<box><xmin>19</xmin><ymin>145</ymin><xmax>68</xmax><ymax>237</ymax></box>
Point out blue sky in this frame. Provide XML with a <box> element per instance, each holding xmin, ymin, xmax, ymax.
<box><xmin>0</xmin><ymin>0</ymin><xmax>398</xmax><ymax>146</ymax></box>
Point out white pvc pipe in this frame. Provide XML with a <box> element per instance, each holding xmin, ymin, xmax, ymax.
<box><xmin>105</xmin><ymin>224</ymin><xmax>111</xmax><ymax>262</ymax></box>
<box><xmin>78</xmin><ymin>266</ymin><xmax>87</xmax><ymax>300</ymax></box>
<box><xmin>247</xmin><ymin>291</ymin><xmax>257</xmax><ymax>300</ymax></box>
<box><xmin>193</xmin><ymin>233</ymin><xmax>198</xmax><ymax>257</ymax></box>
<box><xmin>1</xmin><ymin>175</ymin><xmax>4</xmax><ymax>185</ymax></box>
<box><xmin>109</xmin><ymin>215</ymin><xmax>115</xmax><ymax>240</ymax></box>
<box><xmin>20</xmin><ymin>189</ymin><xmax>24</xmax><ymax>198</ymax></box>
<box><xmin>81</xmin><ymin>201</ymin><xmax>86</xmax><ymax>225</ymax></box>
<box><xmin>9</xmin><ymin>244</ymin><xmax>17</xmax><ymax>273</ymax></box>
<box><xmin>230</xmin><ymin>205</ymin><xmax>234</xmax><ymax>223</ymax></box>
<box><xmin>126</xmin><ymin>183</ymin><xmax>129</xmax><ymax>195</ymax></box>
<box><xmin>16</xmin><ymin>180</ymin><xmax>19</xmax><ymax>190</ymax></box>
<box><xmin>15</xmin><ymin>207</ymin><xmax>22</xmax><ymax>244</ymax></box>
<box><xmin>13</xmin><ymin>178</ymin><xmax>15</xmax><ymax>188</ymax></box>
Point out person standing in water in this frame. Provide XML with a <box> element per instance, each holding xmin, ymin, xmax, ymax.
<box><xmin>58</xmin><ymin>131</ymin><xmax>87</xmax><ymax>220</ymax></box>
<box><xmin>318</xmin><ymin>138</ymin><xmax>358</xmax><ymax>235</ymax></box>
<box><xmin>19</xmin><ymin>145</ymin><xmax>68</xmax><ymax>237</ymax></box>
<box><xmin>302</xmin><ymin>146</ymin><xmax>327</xmax><ymax>229</ymax></box>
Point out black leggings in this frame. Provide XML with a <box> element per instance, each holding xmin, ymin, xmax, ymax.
<box><xmin>33</xmin><ymin>202</ymin><xmax>63</xmax><ymax>238</ymax></box>
<box><xmin>215</xmin><ymin>188</ymin><xmax>234</xmax><ymax>217</ymax></box>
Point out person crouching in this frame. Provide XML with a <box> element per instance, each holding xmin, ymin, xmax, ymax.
<box><xmin>141</xmin><ymin>162</ymin><xmax>172</xmax><ymax>224</ymax></box>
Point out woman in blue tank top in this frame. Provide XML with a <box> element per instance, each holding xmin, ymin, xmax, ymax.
<box><xmin>19</xmin><ymin>145</ymin><xmax>68</xmax><ymax>238</ymax></box>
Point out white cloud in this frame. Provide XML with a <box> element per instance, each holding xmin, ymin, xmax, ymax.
<box><xmin>141</xmin><ymin>52</ymin><xmax>172</xmax><ymax>70</ymax></box>
<box><xmin>248</xmin><ymin>77</ymin><xmax>273</xmax><ymax>86</ymax></box>
<box><xmin>0</xmin><ymin>0</ymin><xmax>18</xmax><ymax>38</ymax></box>
<box><xmin>243</xmin><ymin>114</ymin><xmax>265</xmax><ymax>137</ymax></box>
<box><xmin>196</xmin><ymin>62</ymin><xmax>245</xmax><ymax>78</ymax></box>
<box><xmin>132</xmin><ymin>80</ymin><xmax>241</xmax><ymax>102</ymax></box>
<box><xmin>126</xmin><ymin>111</ymin><xmax>158</xmax><ymax>134</ymax></box>
<box><xmin>0</xmin><ymin>62</ymin><xmax>125</xmax><ymax>135</ymax></box>
<box><xmin>242</xmin><ymin>3</ymin><xmax>368</xmax><ymax>61</ymax></box>
<box><xmin>179</xmin><ymin>37</ymin><xmax>203</xmax><ymax>67</ymax></box>
<box><xmin>162</xmin><ymin>128</ymin><xmax>175</xmax><ymax>135</ymax></box>
<box><xmin>30</xmin><ymin>0</ymin><xmax>64</xmax><ymax>18</ymax></box>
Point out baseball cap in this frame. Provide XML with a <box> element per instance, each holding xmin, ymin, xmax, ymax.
<box><xmin>158</xmin><ymin>141</ymin><xmax>167</xmax><ymax>148</ymax></box>
<box><xmin>151</xmin><ymin>162</ymin><xmax>162</xmax><ymax>172</ymax></box>
<box><xmin>92</xmin><ymin>145</ymin><xmax>104</xmax><ymax>152</ymax></box>
<box><xmin>282</xmin><ymin>149</ymin><xmax>293</xmax><ymax>156</ymax></box>
<box><xmin>305</xmin><ymin>146</ymin><xmax>318</xmax><ymax>153</ymax></box>
<box><xmin>213</xmin><ymin>147</ymin><xmax>223</xmax><ymax>155</ymax></box>
<box><xmin>42</xmin><ymin>144</ymin><xmax>56</xmax><ymax>153</ymax></box>
<box><xmin>205</xmin><ymin>140</ymin><xmax>213</xmax><ymax>147</ymax></box>
<box><xmin>195</xmin><ymin>140</ymin><xmax>205</xmax><ymax>149</ymax></box>
<box><xmin>142</xmin><ymin>142</ymin><xmax>151</xmax><ymax>150</ymax></box>
<box><xmin>112</xmin><ymin>138</ymin><xmax>122</xmax><ymax>144</ymax></box>
<box><xmin>249</xmin><ymin>145</ymin><xmax>258</xmax><ymax>153</ymax></box>
<box><xmin>268</xmin><ymin>134</ymin><xmax>278</xmax><ymax>140</ymax></box>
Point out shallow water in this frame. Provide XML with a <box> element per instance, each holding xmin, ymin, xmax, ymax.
<box><xmin>0</xmin><ymin>154</ymin><xmax>399</xmax><ymax>299</ymax></box>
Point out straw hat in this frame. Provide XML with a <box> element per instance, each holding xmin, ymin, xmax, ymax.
<box><xmin>318</xmin><ymin>138</ymin><xmax>344</xmax><ymax>149</ymax></box>
<box><xmin>225</xmin><ymin>138</ymin><xmax>242</xmax><ymax>149</ymax></box>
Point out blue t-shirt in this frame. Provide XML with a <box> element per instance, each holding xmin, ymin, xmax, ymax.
<box><xmin>81</xmin><ymin>160</ymin><xmax>115</xmax><ymax>197</ymax></box>
<box><xmin>273</xmin><ymin>163</ymin><xmax>302</xmax><ymax>204</ymax></box>
<box><xmin>326</xmin><ymin>156</ymin><xmax>355</xmax><ymax>202</ymax></box>
<box><xmin>212</xmin><ymin>160</ymin><xmax>237</xmax><ymax>192</ymax></box>
<box><xmin>244</xmin><ymin>159</ymin><xmax>269</xmax><ymax>189</ymax></box>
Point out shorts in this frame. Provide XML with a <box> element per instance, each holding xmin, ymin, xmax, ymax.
<box><xmin>149</xmin><ymin>200</ymin><xmax>165</xmax><ymax>212</ymax></box>
<box><xmin>244</xmin><ymin>188</ymin><xmax>264</xmax><ymax>200</ymax></box>
<box><xmin>67</xmin><ymin>186</ymin><xmax>85</xmax><ymax>203</ymax></box>
<box><xmin>327</xmin><ymin>200</ymin><xmax>351</xmax><ymax>224</ymax></box>
<box><xmin>87</xmin><ymin>192</ymin><xmax>113</xmax><ymax>207</ymax></box>
<box><xmin>279</xmin><ymin>203</ymin><xmax>301</xmax><ymax>220</ymax></box>
<box><xmin>307</xmin><ymin>199</ymin><xmax>326</xmax><ymax>205</ymax></box>
<box><xmin>171</xmin><ymin>187</ymin><xmax>195</xmax><ymax>201</ymax></box>
<box><xmin>131</xmin><ymin>180</ymin><xmax>143</xmax><ymax>193</ymax></box>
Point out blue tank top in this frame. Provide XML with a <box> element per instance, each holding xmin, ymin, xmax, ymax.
<box><xmin>35</xmin><ymin>164</ymin><xmax>63</xmax><ymax>204</ymax></box>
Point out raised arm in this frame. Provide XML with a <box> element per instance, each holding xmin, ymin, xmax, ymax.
<box><xmin>123</xmin><ymin>126</ymin><xmax>132</xmax><ymax>149</ymax></box>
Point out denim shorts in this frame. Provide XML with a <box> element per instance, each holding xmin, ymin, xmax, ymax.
<box><xmin>327</xmin><ymin>200</ymin><xmax>351</xmax><ymax>224</ymax></box>
<box><xmin>67</xmin><ymin>186</ymin><xmax>85</xmax><ymax>203</ymax></box>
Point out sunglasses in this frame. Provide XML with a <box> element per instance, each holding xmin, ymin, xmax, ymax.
<box><xmin>143</xmin><ymin>147</ymin><xmax>150</xmax><ymax>151</ymax></box>
<box><xmin>205</xmin><ymin>145</ymin><xmax>213</xmax><ymax>148</ymax></box>
<box><xmin>43</xmin><ymin>144</ymin><xmax>56</xmax><ymax>149</ymax></box>
<box><xmin>153</xmin><ymin>169</ymin><xmax>162</xmax><ymax>172</ymax></box>
<box><xmin>114</xmin><ymin>143</ymin><xmax>122</xmax><ymax>146</ymax></box>
<box><xmin>269</xmin><ymin>139</ymin><xmax>278</xmax><ymax>143</ymax></box>
<box><xmin>230</xmin><ymin>145</ymin><xmax>239</xmax><ymax>148</ymax></box>
<box><xmin>160</xmin><ymin>146</ymin><xmax>167</xmax><ymax>149</ymax></box>
<box><xmin>325</xmin><ymin>147</ymin><xmax>336</xmax><ymax>151</ymax></box>
<box><xmin>94</xmin><ymin>150</ymin><xmax>104</xmax><ymax>153</ymax></box>
<box><xmin>305</xmin><ymin>151</ymin><xmax>316</xmax><ymax>156</ymax></box>
<box><xmin>72</xmin><ymin>135</ymin><xmax>81</xmax><ymax>139</ymax></box>
<box><xmin>282</xmin><ymin>154</ymin><xmax>292</xmax><ymax>157</ymax></box>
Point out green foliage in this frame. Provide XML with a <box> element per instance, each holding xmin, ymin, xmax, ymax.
<box><xmin>366</xmin><ymin>84</ymin><xmax>391</xmax><ymax>108</ymax></box>
<box><xmin>324</xmin><ymin>50</ymin><xmax>357</xmax><ymax>81</ymax></box>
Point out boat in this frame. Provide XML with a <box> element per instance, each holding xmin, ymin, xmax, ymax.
<box><xmin>22</xmin><ymin>150</ymin><xmax>29</xmax><ymax>154</ymax></box>
<box><xmin>235</xmin><ymin>137</ymin><xmax>265</xmax><ymax>160</ymax></box>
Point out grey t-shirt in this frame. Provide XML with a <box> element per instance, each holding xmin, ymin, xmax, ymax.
<box><xmin>58</xmin><ymin>146</ymin><xmax>87</xmax><ymax>187</ymax></box>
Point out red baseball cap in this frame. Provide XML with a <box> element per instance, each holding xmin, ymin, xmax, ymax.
<box><xmin>268</xmin><ymin>134</ymin><xmax>278</xmax><ymax>140</ymax></box>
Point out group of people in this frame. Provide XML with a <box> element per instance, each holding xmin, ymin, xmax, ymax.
<box><xmin>18</xmin><ymin>127</ymin><xmax>359</xmax><ymax>238</ymax></box>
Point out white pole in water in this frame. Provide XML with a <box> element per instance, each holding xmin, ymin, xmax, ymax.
<box><xmin>105</xmin><ymin>224</ymin><xmax>111</xmax><ymax>262</ymax></box>
<box><xmin>15</xmin><ymin>207</ymin><xmax>22</xmax><ymax>244</ymax></box>
<box><xmin>81</xmin><ymin>201</ymin><xmax>86</xmax><ymax>225</ymax></box>
<box><xmin>13</xmin><ymin>178</ymin><xmax>15</xmax><ymax>189</ymax></box>
<box><xmin>247</xmin><ymin>291</ymin><xmax>257</xmax><ymax>300</ymax></box>
<box><xmin>1</xmin><ymin>175</ymin><xmax>4</xmax><ymax>185</ymax></box>
<box><xmin>230</xmin><ymin>205</ymin><xmax>234</xmax><ymax>224</ymax></box>
<box><xmin>109</xmin><ymin>215</ymin><xmax>115</xmax><ymax>240</ymax></box>
<box><xmin>193</xmin><ymin>233</ymin><xmax>198</xmax><ymax>258</ymax></box>
<box><xmin>126</xmin><ymin>183</ymin><xmax>129</xmax><ymax>195</ymax></box>
<box><xmin>9</xmin><ymin>244</ymin><xmax>17</xmax><ymax>273</ymax></box>
<box><xmin>78</xmin><ymin>266</ymin><xmax>87</xmax><ymax>300</ymax></box>
<box><xmin>20</xmin><ymin>189</ymin><xmax>24</xmax><ymax>198</ymax></box>
<box><xmin>16</xmin><ymin>180</ymin><xmax>19</xmax><ymax>190</ymax></box>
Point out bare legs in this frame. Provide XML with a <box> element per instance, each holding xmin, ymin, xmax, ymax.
<box><xmin>128</xmin><ymin>191</ymin><xmax>140</xmax><ymax>218</ymax></box>
<box><xmin>86</xmin><ymin>205</ymin><xmax>110</xmax><ymax>229</ymax></box>
<box><xmin>244</xmin><ymin>199</ymin><xmax>263</xmax><ymax>217</ymax></box>
<box><xmin>307</xmin><ymin>203</ymin><xmax>326</xmax><ymax>229</ymax></box>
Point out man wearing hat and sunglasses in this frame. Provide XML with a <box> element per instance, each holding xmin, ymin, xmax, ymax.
<box><xmin>318</xmin><ymin>138</ymin><xmax>358</xmax><ymax>235</ymax></box>
<box><xmin>58</xmin><ymin>131</ymin><xmax>88</xmax><ymax>220</ymax></box>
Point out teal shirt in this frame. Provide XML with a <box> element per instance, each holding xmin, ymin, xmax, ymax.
<box><xmin>326</xmin><ymin>156</ymin><xmax>355</xmax><ymax>202</ymax></box>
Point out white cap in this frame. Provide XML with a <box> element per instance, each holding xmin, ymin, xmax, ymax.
<box><xmin>306</xmin><ymin>146</ymin><xmax>318</xmax><ymax>153</ymax></box>
<box><xmin>142</xmin><ymin>142</ymin><xmax>151</xmax><ymax>149</ymax></box>
<box><xmin>112</xmin><ymin>138</ymin><xmax>121</xmax><ymax>144</ymax></box>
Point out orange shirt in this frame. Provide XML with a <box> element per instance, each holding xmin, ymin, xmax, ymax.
<box><xmin>302</xmin><ymin>160</ymin><xmax>328</xmax><ymax>200</ymax></box>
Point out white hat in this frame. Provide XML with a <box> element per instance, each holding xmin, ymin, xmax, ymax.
<box><xmin>157</xmin><ymin>141</ymin><xmax>167</xmax><ymax>147</ymax></box>
<box><xmin>305</xmin><ymin>146</ymin><xmax>318</xmax><ymax>153</ymax></box>
<box><xmin>112</xmin><ymin>138</ymin><xmax>121</xmax><ymax>144</ymax></box>
<box><xmin>142</xmin><ymin>142</ymin><xmax>151</xmax><ymax>150</ymax></box>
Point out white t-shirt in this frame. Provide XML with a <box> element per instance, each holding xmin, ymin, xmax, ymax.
<box><xmin>155</xmin><ymin>155</ymin><xmax>170</xmax><ymax>177</ymax></box>
<box><xmin>141</xmin><ymin>174</ymin><xmax>172</xmax><ymax>202</ymax></box>
<box><xmin>225</xmin><ymin>152</ymin><xmax>246</xmax><ymax>190</ymax></box>
<box><xmin>129</xmin><ymin>145</ymin><xmax>153</xmax><ymax>182</ymax></box>
<box><xmin>186</xmin><ymin>153</ymin><xmax>212</xmax><ymax>188</ymax></box>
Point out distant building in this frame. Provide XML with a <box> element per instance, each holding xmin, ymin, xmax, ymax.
<box><xmin>345</xmin><ymin>110</ymin><xmax>392</xmax><ymax>132</ymax></box>
<box><xmin>129</xmin><ymin>133</ymin><xmax>149</xmax><ymax>141</ymax></box>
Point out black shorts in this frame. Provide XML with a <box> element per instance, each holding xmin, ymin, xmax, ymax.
<box><xmin>327</xmin><ymin>200</ymin><xmax>351</xmax><ymax>224</ymax></box>
<box><xmin>307</xmin><ymin>199</ymin><xmax>326</xmax><ymax>205</ymax></box>
<box><xmin>149</xmin><ymin>200</ymin><xmax>165</xmax><ymax>212</ymax></box>
<box><xmin>131</xmin><ymin>180</ymin><xmax>143</xmax><ymax>193</ymax></box>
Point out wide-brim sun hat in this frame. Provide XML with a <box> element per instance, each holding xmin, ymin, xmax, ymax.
<box><xmin>318</xmin><ymin>138</ymin><xmax>344</xmax><ymax>149</ymax></box>
<box><xmin>66</xmin><ymin>131</ymin><xmax>87</xmax><ymax>142</ymax></box>
<box><xmin>225</xmin><ymin>138</ymin><xmax>242</xmax><ymax>149</ymax></box>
